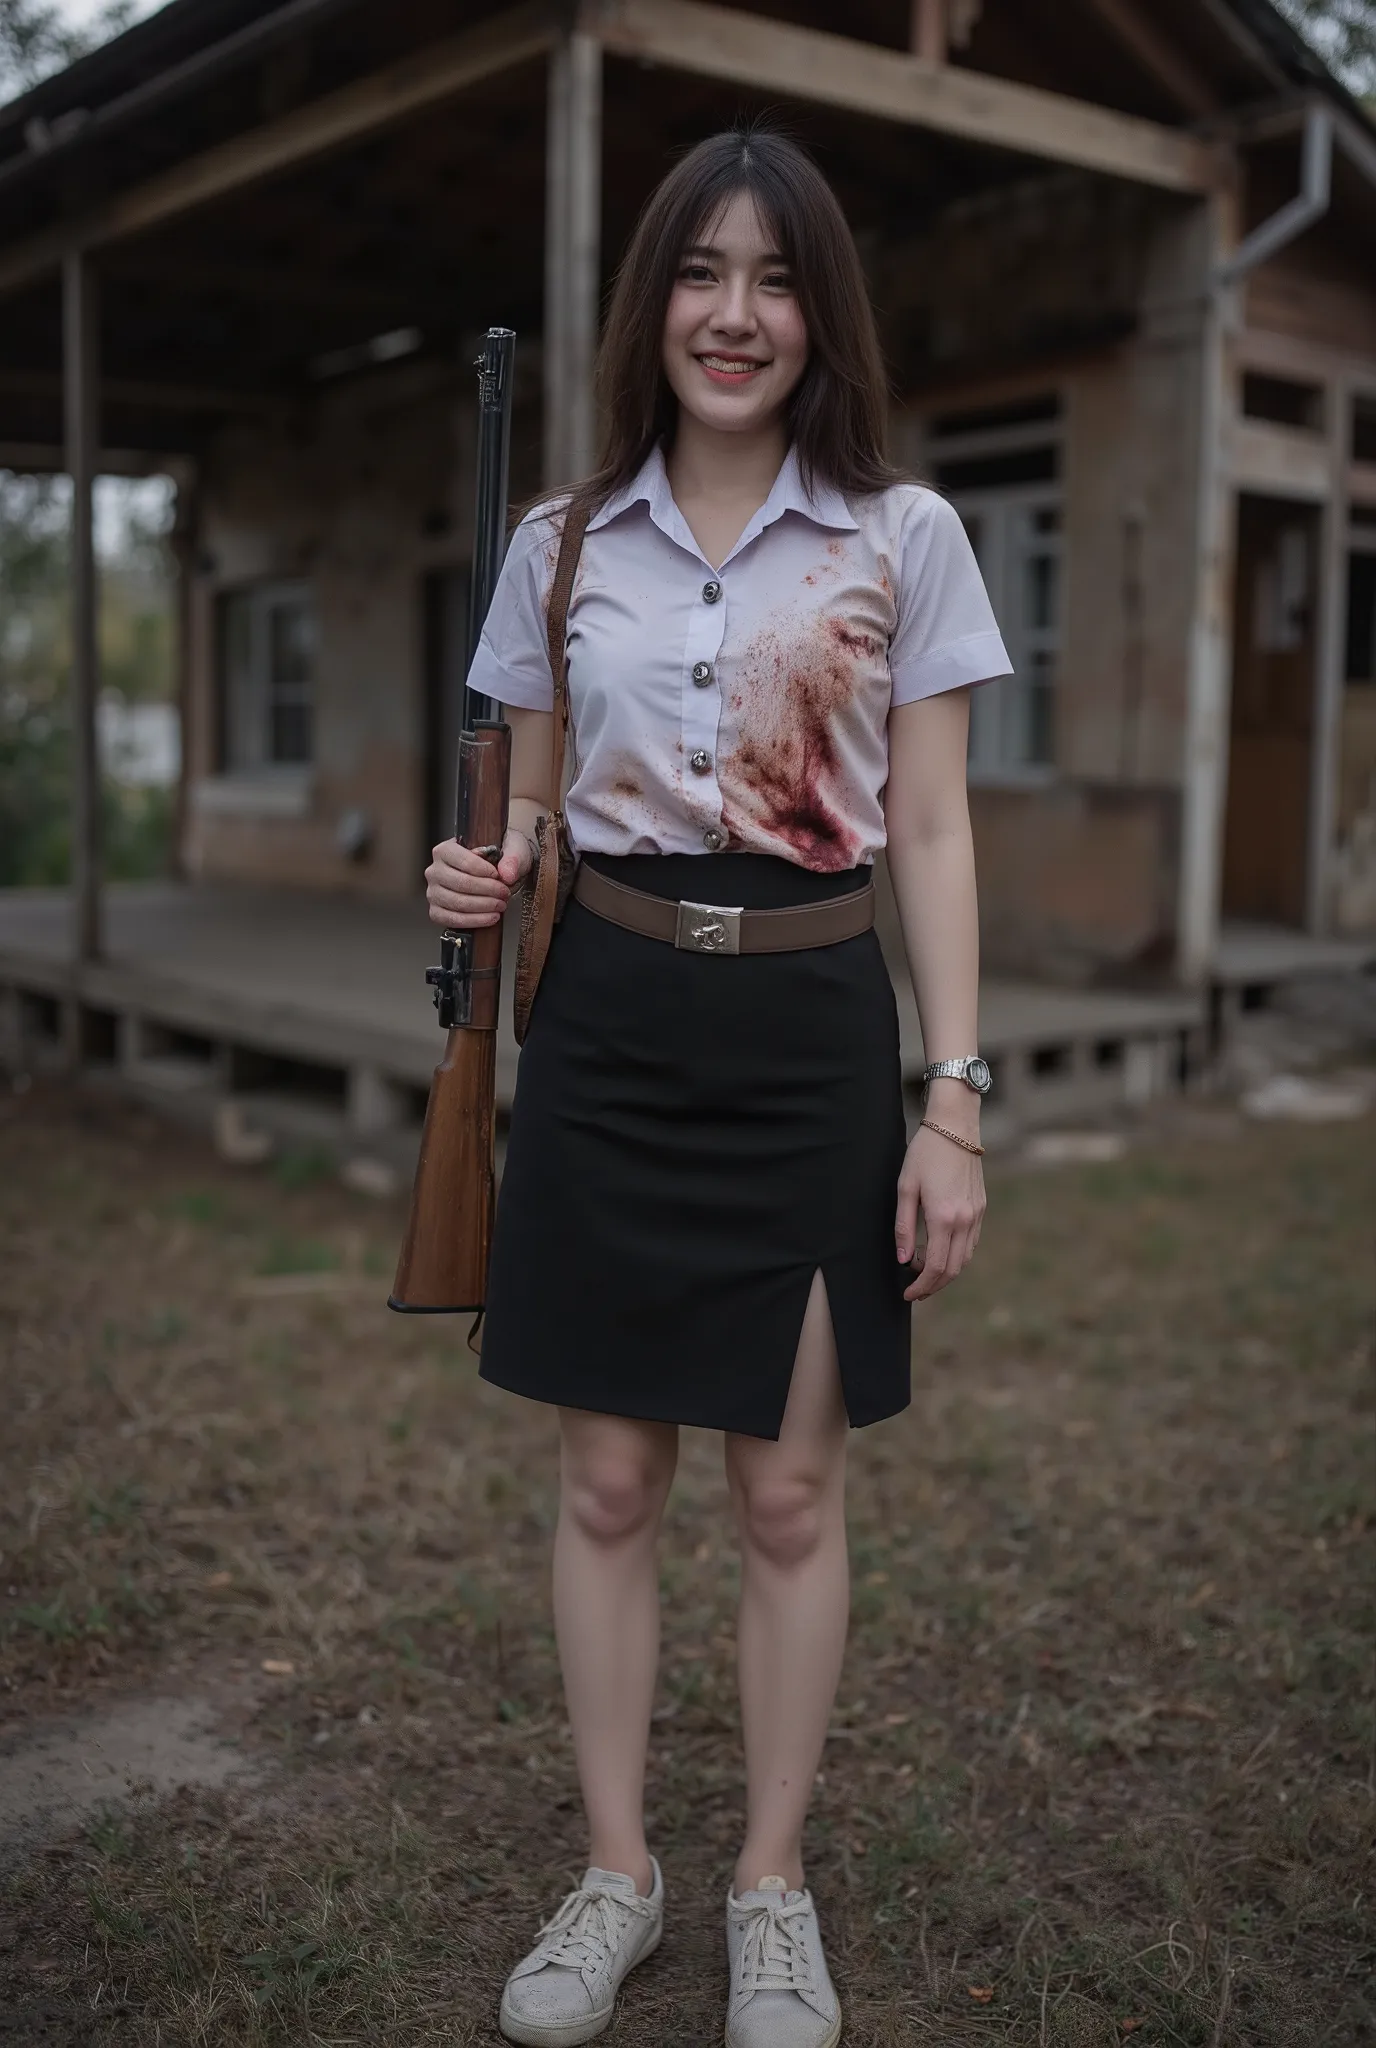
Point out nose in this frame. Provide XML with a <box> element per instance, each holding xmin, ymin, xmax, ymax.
<box><xmin>710</xmin><ymin>272</ymin><xmax>757</xmax><ymax>337</ymax></box>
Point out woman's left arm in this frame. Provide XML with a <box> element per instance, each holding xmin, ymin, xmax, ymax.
<box><xmin>884</xmin><ymin>686</ymin><xmax>986</xmax><ymax>1302</ymax></box>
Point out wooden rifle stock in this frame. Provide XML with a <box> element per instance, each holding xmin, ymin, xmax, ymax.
<box><xmin>389</xmin><ymin>326</ymin><xmax>515</xmax><ymax>1316</ymax></box>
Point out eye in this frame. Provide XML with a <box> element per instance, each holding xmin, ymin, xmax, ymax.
<box><xmin>678</xmin><ymin>262</ymin><xmax>715</xmax><ymax>284</ymax></box>
<box><xmin>761</xmin><ymin>270</ymin><xmax>794</xmax><ymax>293</ymax></box>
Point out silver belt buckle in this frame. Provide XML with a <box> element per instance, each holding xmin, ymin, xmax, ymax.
<box><xmin>675</xmin><ymin>900</ymin><xmax>743</xmax><ymax>955</ymax></box>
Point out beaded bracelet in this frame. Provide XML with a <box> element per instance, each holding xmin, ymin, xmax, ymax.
<box><xmin>921</xmin><ymin>1119</ymin><xmax>985</xmax><ymax>1157</ymax></box>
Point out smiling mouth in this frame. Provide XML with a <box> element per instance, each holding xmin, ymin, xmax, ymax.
<box><xmin>697</xmin><ymin>354</ymin><xmax>768</xmax><ymax>375</ymax></box>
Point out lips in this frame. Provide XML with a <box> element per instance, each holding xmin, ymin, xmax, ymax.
<box><xmin>696</xmin><ymin>353</ymin><xmax>769</xmax><ymax>381</ymax></box>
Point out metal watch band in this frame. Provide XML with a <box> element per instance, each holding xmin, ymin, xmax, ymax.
<box><xmin>922</xmin><ymin>1056</ymin><xmax>993</xmax><ymax>1095</ymax></box>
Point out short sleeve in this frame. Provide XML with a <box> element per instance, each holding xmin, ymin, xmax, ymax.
<box><xmin>888</xmin><ymin>491</ymin><xmax>1013</xmax><ymax>708</ymax></box>
<box><xmin>464</xmin><ymin>509</ymin><xmax>558</xmax><ymax>713</ymax></box>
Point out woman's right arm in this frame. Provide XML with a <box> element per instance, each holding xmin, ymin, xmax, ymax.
<box><xmin>425</xmin><ymin>704</ymin><xmax>554</xmax><ymax>928</ymax></box>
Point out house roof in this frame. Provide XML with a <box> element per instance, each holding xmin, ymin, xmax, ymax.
<box><xmin>1</xmin><ymin>0</ymin><xmax>1370</xmax><ymax>165</ymax></box>
<box><xmin>0</xmin><ymin>0</ymin><xmax>1369</xmax><ymax>468</ymax></box>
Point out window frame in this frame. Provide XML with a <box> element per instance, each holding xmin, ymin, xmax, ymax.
<box><xmin>951</xmin><ymin>481</ymin><xmax>1064</xmax><ymax>786</ymax></box>
<box><xmin>214</xmin><ymin>578</ymin><xmax>317</xmax><ymax>782</ymax></box>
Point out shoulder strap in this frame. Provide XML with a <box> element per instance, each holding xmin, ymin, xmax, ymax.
<box><xmin>544</xmin><ymin>498</ymin><xmax>592</xmax><ymax>810</ymax></box>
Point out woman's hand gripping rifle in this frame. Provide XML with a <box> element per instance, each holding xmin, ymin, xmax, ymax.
<box><xmin>389</xmin><ymin>328</ymin><xmax>516</xmax><ymax>1316</ymax></box>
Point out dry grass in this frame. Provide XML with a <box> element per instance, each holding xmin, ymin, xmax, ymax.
<box><xmin>0</xmin><ymin>1081</ymin><xmax>1372</xmax><ymax>2046</ymax></box>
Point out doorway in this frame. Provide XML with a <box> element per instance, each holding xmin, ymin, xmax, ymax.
<box><xmin>1221</xmin><ymin>494</ymin><xmax>1320</xmax><ymax>926</ymax></box>
<box><xmin>421</xmin><ymin>565</ymin><xmax>470</xmax><ymax>877</ymax></box>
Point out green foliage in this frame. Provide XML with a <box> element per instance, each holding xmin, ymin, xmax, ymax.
<box><xmin>0</xmin><ymin>0</ymin><xmax>138</xmax><ymax>101</ymax></box>
<box><xmin>1270</xmin><ymin>0</ymin><xmax>1376</xmax><ymax>97</ymax></box>
<box><xmin>0</xmin><ymin>470</ymin><xmax>177</xmax><ymax>886</ymax></box>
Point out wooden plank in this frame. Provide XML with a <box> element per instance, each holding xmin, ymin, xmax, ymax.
<box><xmin>580</xmin><ymin>0</ymin><xmax>1222</xmax><ymax>193</ymax></box>
<box><xmin>543</xmin><ymin>31</ymin><xmax>602</xmax><ymax>486</ymax></box>
<box><xmin>0</xmin><ymin>441</ymin><xmax>160</xmax><ymax>474</ymax></box>
<box><xmin>1228</xmin><ymin>416</ymin><xmax>1331</xmax><ymax>501</ymax></box>
<box><xmin>0</xmin><ymin>368</ymin><xmax>280</xmax><ymax>414</ymax></box>
<box><xmin>1237</xmin><ymin>325</ymin><xmax>1376</xmax><ymax>390</ymax></box>
<box><xmin>0</xmin><ymin>3</ymin><xmax>557</xmax><ymax>298</ymax></box>
<box><xmin>1077</xmin><ymin>0</ymin><xmax>1218</xmax><ymax>117</ymax></box>
<box><xmin>62</xmin><ymin>251</ymin><xmax>102</xmax><ymax>964</ymax></box>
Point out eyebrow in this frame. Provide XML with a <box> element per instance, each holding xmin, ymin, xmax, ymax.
<box><xmin>681</xmin><ymin>243</ymin><xmax>791</xmax><ymax>265</ymax></box>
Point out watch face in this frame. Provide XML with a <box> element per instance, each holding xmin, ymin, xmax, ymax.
<box><xmin>967</xmin><ymin>1057</ymin><xmax>992</xmax><ymax>1094</ymax></box>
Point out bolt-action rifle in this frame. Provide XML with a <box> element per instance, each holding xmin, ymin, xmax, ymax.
<box><xmin>388</xmin><ymin>326</ymin><xmax>516</xmax><ymax>1315</ymax></box>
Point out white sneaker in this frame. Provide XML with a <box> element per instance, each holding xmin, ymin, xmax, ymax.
<box><xmin>725</xmin><ymin>1876</ymin><xmax>842</xmax><ymax>2048</ymax></box>
<box><xmin>498</xmin><ymin>1859</ymin><xmax>664</xmax><ymax>2046</ymax></box>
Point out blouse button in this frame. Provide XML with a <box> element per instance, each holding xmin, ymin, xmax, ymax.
<box><xmin>689</xmin><ymin>749</ymin><xmax>712</xmax><ymax>775</ymax></box>
<box><xmin>702</xmin><ymin>580</ymin><xmax>722</xmax><ymax>604</ymax></box>
<box><xmin>703</xmin><ymin>827</ymin><xmax>724</xmax><ymax>851</ymax></box>
<box><xmin>691</xmin><ymin>660</ymin><xmax>714</xmax><ymax>688</ymax></box>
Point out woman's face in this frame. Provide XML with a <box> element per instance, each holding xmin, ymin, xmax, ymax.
<box><xmin>661</xmin><ymin>190</ymin><xmax>809</xmax><ymax>439</ymax></box>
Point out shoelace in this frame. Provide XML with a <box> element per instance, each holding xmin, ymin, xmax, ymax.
<box><xmin>532</xmin><ymin>1884</ymin><xmax>657</xmax><ymax>1975</ymax></box>
<box><xmin>734</xmin><ymin>1894</ymin><xmax>816</xmax><ymax>1995</ymax></box>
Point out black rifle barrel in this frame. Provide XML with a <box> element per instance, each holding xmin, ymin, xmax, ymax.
<box><xmin>463</xmin><ymin>326</ymin><xmax>516</xmax><ymax>727</ymax></box>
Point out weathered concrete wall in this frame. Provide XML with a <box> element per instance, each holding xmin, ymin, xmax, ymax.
<box><xmin>970</xmin><ymin>783</ymin><xmax>1181</xmax><ymax>980</ymax></box>
<box><xmin>183</xmin><ymin>357</ymin><xmax>542</xmax><ymax>900</ymax></box>
<box><xmin>885</xmin><ymin>177</ymin><xmax>1208</xmax><ymax>980</ymax></box>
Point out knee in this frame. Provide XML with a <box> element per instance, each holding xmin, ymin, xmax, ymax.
<box><xmin>736</xmin><ymin>1470</ymin><xmax>834</xmax><ymax>1571</ymax></box>
<box><xmin>563</xmin><ymin>1452</ymin><xmax>668</xmax><ymax>1546</ymax></box>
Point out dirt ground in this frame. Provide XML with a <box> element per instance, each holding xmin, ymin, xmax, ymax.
<box><xmin>0</xmin><ymin>1081</ymin><xmax>1371</xmax><ymax>2047</ymax></box>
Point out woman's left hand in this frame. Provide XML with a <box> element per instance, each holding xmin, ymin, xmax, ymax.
<box><xmin>895</xmin><ymin>1123</ymin><xmax>986</xmax><ymax>1302</ymax></box>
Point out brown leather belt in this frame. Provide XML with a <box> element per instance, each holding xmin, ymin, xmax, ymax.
<box><xmin>573</xmin><ymin>863</ymin><xmax>875</xmax><ymax>956</ymax></box>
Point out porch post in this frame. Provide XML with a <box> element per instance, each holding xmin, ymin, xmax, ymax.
<box><xmin>909</xmin><ymin>0</ymin><xmax>946</xmax><ymax>63</ymax></box>
<box><xmin>543</xmin><ymin>28</ymin><xmax>602</xmax><ymax>487</ymax></box>
<box><xmin>1176</xmin><ymin>183</ymin><xmax>1240</xmax><ymax>987</ymax></box>
<box><xmin>1305</xmin><ymin>375</ymin><xmax>1350</xmax><ymax>932</ymax></box>
<box><xmin>62</xmin><ymin>249</ymin><xmax>101</xmax><ymax>962</ymax></box>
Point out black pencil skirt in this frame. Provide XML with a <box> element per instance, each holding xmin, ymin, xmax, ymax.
<box><xmin>478</xmin><ymin>851</ymin><xmax>912</xmax><ymax>1439</ymax></box>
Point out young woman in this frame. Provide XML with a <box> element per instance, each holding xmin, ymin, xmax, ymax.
<box><xmin>427</xmin><ymin>127</ymin><xmax>1009</xmax><ymax>2048</ymax></box>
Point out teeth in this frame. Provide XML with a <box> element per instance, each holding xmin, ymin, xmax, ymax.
<box><xmin>700</xmin><ymin>357</ymin><xmax>760</xmax><ymax>374</ymax></box>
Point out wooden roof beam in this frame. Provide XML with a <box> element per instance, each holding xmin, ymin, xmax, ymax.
<box><xmin>0</xmin><ymin>1</ymin><xmax>557</xmax><ymax>299</ymax></box>
<box><xmin>580</xmin><ymin>0</ymin><xmax>1225</xmax><ymax>194</ymax></box>
<box><xmin>1076</xmin><ymin>0</ymin><xmax>1220</xmax><ymax>119</ymax></box>
<box><xmin>0</xmin><ymin>367</ymin><xmax>282</xmax><ymax>413</ymax></box>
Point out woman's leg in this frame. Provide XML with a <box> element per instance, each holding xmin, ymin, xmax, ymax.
<box><xmin>724</xmin><ymin>1272</ymin><xmax>850</xmax><ymax>1895</ymax></box>
<box><xmin>554</xmin><ymin>1407</ymin><xmax>679</xmax><ymax>1893</ymax></box>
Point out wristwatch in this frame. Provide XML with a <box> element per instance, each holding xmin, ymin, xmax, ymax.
<box><xmin>922</xmin><ymin>1056</ymin><xmax>993</xmax><ymax>1097</ymax></box>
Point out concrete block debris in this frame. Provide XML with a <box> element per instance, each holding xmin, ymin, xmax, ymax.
<box><xmin>213</xmin><ymin>1100</ymin><xmax>274</xmax><ymax>1165</ymax></box>
<box><xmin>341</xmin><ymin>1156</ymin><xmax>400</xmax><ymax>1199</ymax></box>
<box><xmin>1024</xmin><ymin>1130</ymin><xmax>1128</xmax><ymax>1166</ymax></box>
<box><xmin>1241</xmin><ymin>1071</ymin><xmax>1376</xmax><ymax>1122</ymax></box>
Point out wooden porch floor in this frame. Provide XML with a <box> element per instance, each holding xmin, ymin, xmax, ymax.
<box><xmin>0</xmin><ymin>881</ymin><xmax>1207</xmax><ymax>1155</ymax></box>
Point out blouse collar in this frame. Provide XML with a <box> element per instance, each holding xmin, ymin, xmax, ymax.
<box><xmin>588</xmin><ymin>442</ymin><xmax>859</xmax><ymax>568</ymax></box>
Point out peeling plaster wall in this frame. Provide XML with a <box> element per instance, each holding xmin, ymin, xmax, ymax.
<box><xmin>183</xmin><ymin>358</ymin><xmax>541</xmax><ymax>900</ymax></box>
<box><xmin>885</xmin><ymin>181</ymin><xmax>1210</xmax><ymax>980</ymax></box>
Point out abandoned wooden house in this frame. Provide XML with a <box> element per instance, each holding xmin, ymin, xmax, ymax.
<box><xmin>0</xmin><ymin>0</ymin><xmax>1374</xmax><ymax>1154</ymax></box>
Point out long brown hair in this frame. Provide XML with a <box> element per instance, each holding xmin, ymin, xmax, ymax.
<box><xmin>569</xmin><ymin>126</ymin><xmax>899</xmax><ymax>519</ymax></box>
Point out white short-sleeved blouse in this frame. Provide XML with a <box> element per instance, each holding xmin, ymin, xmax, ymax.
<box><xmin>466</xmin><ymin>443</ymin><xmax>1012</xmax><ymax>873</ymax></box>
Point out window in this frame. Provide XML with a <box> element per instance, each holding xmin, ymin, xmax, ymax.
<box><xmin>1350</xmin><ymin>394</ymin><xmax>1376</xmax><ymax>465</ymax></box>
<box><xmin>958</xmin><ymin>498</ymin><xmax>1062</xmax><ymax>774</ymax></box>
<box><xmin>926</xmin><ymin>397</ymin><xmax>1063</xmax><ymax>778</ymax></box>
<box><xmin>216</xmin><ymin>582</ymin><xmax>315</xmax><ymax>772</ymax></box>
<box><xmin>1348</xmin><ymin>552</ymin><xmax>1376</xmax><ymax>685</ymax></box>
<box><xmin>1241</xmin><ymin>372</ymin><xmax>1323</xmax><ymax>433</ymax></box>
